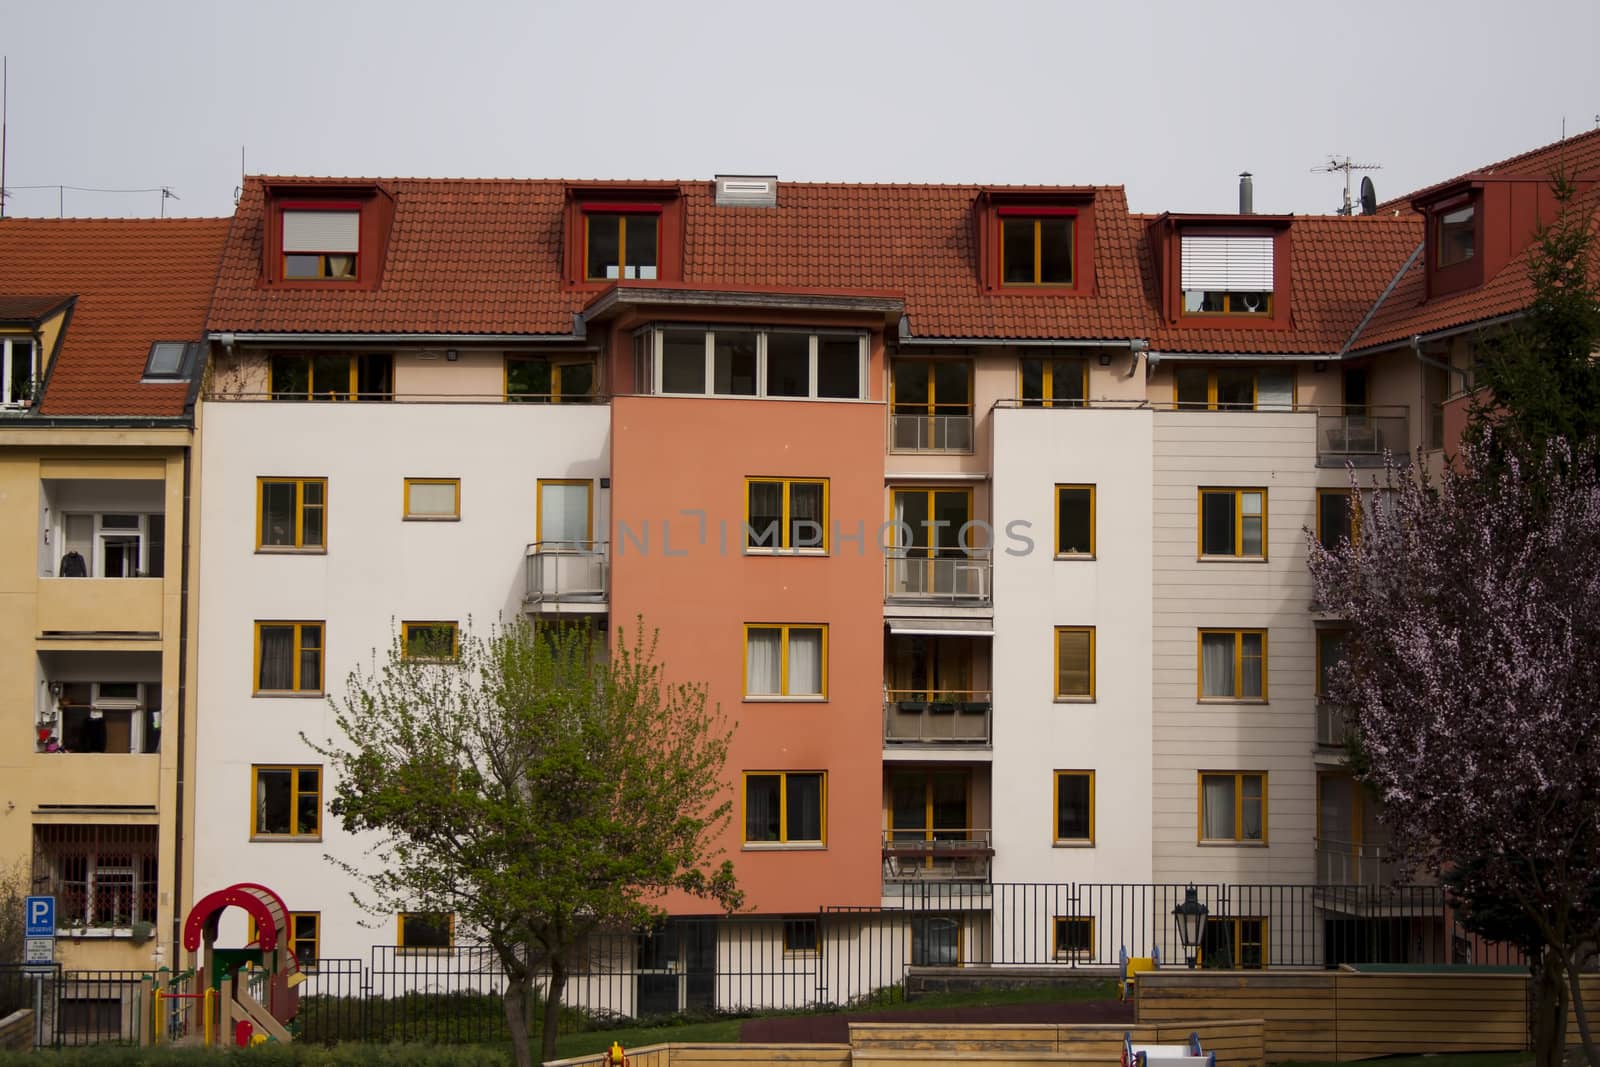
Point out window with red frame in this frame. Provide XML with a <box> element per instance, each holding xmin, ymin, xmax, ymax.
<box><xmin>282</xmin><ymin>208</ymin><xmax>360</xmax><ymax>280</ymax></box>
<box><xmin>1435</xmin><ymin>199</ymin><xmax>1475</xmax><ymax>268</ymax></box>
<box><xmin>1000</xmin><ymin>209</ymin><xmax>1075</xmax><ymax>286</ymax></box>
<box><xmin>585</xmin><ymin>206</ymin><xmax>660</xmax><ymax>281</ymax></box>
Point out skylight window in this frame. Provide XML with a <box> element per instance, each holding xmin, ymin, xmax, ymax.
<box><xmin>142</xmin><ymin>342</ymin><xmax>191</xmax><ymax>381</ymax></box>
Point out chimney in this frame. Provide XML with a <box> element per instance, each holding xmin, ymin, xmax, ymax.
<box><xmin>1238</xmin><ymin>172</ymin><xmax>1254</xmax><ymax>215</ymax></box>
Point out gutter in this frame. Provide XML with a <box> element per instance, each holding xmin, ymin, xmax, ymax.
<box><xmin>171</xmin><ymin>444</ymin><xmax>192</xmax><ymax>964</ymax></box>
<box><xmin>210</xmin><ymin>329</ymin><xmax>590</xmax><ymax>347</ymax></box>
<box><xmin>0</xmin><ymin>415</ymin><xmax>193</xmax><ymax>429</ymax></box>
<box><xmin>1410</xmin><ymin>334</ymin><xmax>1475</xmax><ymax>391</ymax></box>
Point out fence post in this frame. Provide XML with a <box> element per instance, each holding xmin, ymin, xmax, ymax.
<box><xmin>152</xmin><ymin>989</ymin><xmax>164</xmax><ymax>1045</ymax></box>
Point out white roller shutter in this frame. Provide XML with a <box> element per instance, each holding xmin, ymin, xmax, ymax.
<box><xmin>282</xmin><ymin>211</ymin><xmax>359</xmax><ymax>253</ymax></box>
<box><xmin>1181</xmin><ymin>235</ymin><xmax>1274</xmax><ymax>291</ymax></box>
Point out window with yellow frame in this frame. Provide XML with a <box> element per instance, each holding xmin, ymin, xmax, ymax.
<box><xmin>891</xmin><ymin>359</ymin><xmax>973</xmax><ymax>451</ymax></box>
<box><xmin>402</xmin><ymin>621</ymin><xmax>459</xmax><ymax>662</ymax></box>
<box><xmin>1020</xmin><ymin>357</ymin><xmax>1087</xmax><ymax>407</ymax></box>
<box><xmin>1173</xmin><ymin>365</ymin><xmax>1294</xmax><ymax>411</ymax></box>
<box><xmin>257</xmin><ymin>477</ymin><xmax>327</xmax><ymax>552</ymax></box>
<box><xmin>1054</xmin><ymin>627</ymin><xmax>1095</xmax><ymax>701</ymax></box>
<box><xmin>1055</xmin><ymin>485</ymin><xmax>1095</xmax><ymax>557</ymax></box>
<box><xmin>1200</xmin><ymin>916</ymin><xmax>1266</xmax><ymax>968</ymax></box>
<box><xmin>269</xmin><ymin>353</ymin><xmax>391</xmax><ymax>401</ymax></box>
<box><xmin>1198</xmin><ymin>771</ymin><xmax>1267</xmax><ymax>844</ymax></box>
<box><xmin>1198</xmin><ymin>488</ymin><xmax>1266</xmax><ymax>558</ymax></box>
<box><xmin>744</xmin><ymin>624</ymin><xmax>827</xmax><ymax>698</ymax></box>
<box><xmin>398</xmin><ymin>912</ymin><xmax>455</xmax><ymax>953</ymax></box>
<box><xmin>1053</xmin><ymin>771</ymin><xmax>1094</xmax><ymax>845</ymax></box>
<box><xmin>505</xmin><ymin>355</ymin><xmax>596</xmax><ymax>403</ymax></box>
<box><xmin>251</xmin><ymin>765</ymin><xmax>321</xmax><ymax>838</ymax></box>
<box><xmin>1316</xmin><ymin>628</ymin><xmax>1348</xmax><ymax>701</ymax></box>
<box><xmin>1052</xmin><ymin>916</ymin><xmax>1093</xmax><ymax>960</ymax></box>
<box><xmin>403</xmin><ymin>478</ymin><xmax>460</xmax><ymax>520</ymax></box>
<box><xmin>254</xmin><ymin>622</ymin><xmax>323</xmax><ymax>695</ymax></box>
<box><xmin>743</xmin><ymin>771</ymin><xmax>825</xmax><ymax>844</ymax></box>
<box><xmin>584</xmin><ymin>210</ymin><xmax>659</xmax><ymax>281</ymax></box>
<box><xmin>536</xmin><ymin>479</ymin><xmax>593</xmax><ymax>548</ymax></box>
<box><xmin>1316</xmin><ymin>488</ymin><xmax>1358</xmax><ymax>551</ymax></box>
<box><xmin>249</xmin><ymin>912</ymin><xmax>320</xmax><ymax>969</ymax></box>
<box><xmin>783</xmin><ymin>918</ymin><xmax>820</xmax><ymax>954</ymax></box>
<box><xmin>746</xmin><ymin>477</ymin><xmax>828</xmax><ymax>552</ymax></box>
<box><xmin>1198</xmin><ymin>629</ymin><xmax>1266</xmax><ymax>701</ymax></box>
<box><xmin>1000</xmin><ymin>213</ymin><xmax>1075</xmax><ymax>286</ymax></box>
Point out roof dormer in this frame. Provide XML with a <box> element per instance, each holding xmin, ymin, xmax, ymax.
<box><xmin>262</xmin><ymin>181</ymin><xmax>396</xmax><ymax>290</ymax></box>
<box><xmin>1150</xmin><ymin>214</ymin><xmax>1293</xmax><ymax>330</ymax></box>
<box><xmin>975</xmin><ymin>188</ymin><xmax>1098</xmax><ymax>295</ymax></box>
<box><xmin>563</xmin><ymin>184</ymin><xmax>684</xmax><ymax>288</ymax></box>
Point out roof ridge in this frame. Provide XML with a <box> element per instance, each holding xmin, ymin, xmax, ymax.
<box><xmin>1382</xmin><ymin>126</ymin><xmax>1600</xmax><ymax>208</ymax></box>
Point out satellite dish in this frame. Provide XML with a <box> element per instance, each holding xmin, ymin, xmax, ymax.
<box><xmin>1359</xmin><ymin>176</ymin><xmax>1378</xmax><ymax>216</ymax></box>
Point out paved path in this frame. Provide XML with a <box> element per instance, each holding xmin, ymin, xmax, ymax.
<box><xmin>739</xmin><ymin>997</ymin><xmax>1135</xmax><ymax>1044</ymax></box>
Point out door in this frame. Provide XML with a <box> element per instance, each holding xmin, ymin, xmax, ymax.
<box><xmin>888</xmin><ymin>771</ymin><xmax>970</xmax><ymax>872</ymax></box>
<box><xmin>890</xmin><ymin>489</ymin><xmax>973</xmax><ymax>595</ymax></box>
<box><xmin>636</xmin><ymin>919</ymin><xmax>716</xmax><ymax>1016</ymax></box>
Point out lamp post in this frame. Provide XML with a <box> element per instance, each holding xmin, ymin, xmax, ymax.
<box><xmin>1172</xmin><ymin>885</ymin><xmax>1209</xmax><ymax>969</ymax></box>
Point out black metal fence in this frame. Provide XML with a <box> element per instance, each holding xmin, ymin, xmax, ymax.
<box><xmin>0</xmin><ymin>881</ymin><xmax>1536</xmax><ymax>1048</ymax></box>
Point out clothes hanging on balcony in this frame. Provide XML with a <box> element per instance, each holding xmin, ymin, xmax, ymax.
<box><xmin>59</xmin><ymin>550</ymin><xmax>88</xmax><ymax>577</ymax></box>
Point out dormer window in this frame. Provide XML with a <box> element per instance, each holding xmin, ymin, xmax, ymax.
<box><xmin>585</xmin><ymin>206</ymin><xmax>660</xmax><ymax>281</ymax></box>
<box><xmin>1181</xmin><ymin>235</ymin><xmax>1274</xmax><ymax>317</ymax></box>
<box><xmin>282</xmin><ymin>208</ymin><xmax>360</xmax><ymax>280</ymax></box>
<box><xmin>3</xmin><ymin>336</ymin><xmax>37</xmax><ymax>407</ymax></box>
<box><xmin>1000</xmin><ymin>209</ymin><xmax>1075</xmax><ymax>286</ymax></box>
<box><xmin>1435</xmin><ymin>199</ymin><xmax>1475</xmax><ymax>268</ymax></box>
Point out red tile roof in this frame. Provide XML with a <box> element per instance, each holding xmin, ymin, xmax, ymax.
<box><xmin>1384</xmin><ymin>127</ymin><xmax>1600</xmax><ymax>209</ymax></box>
<box><xmin>210</xmin><ymin>177</ymin><xmax>1418</xmax><ymax>355</ymax></box>
<box><xmin>0</xmin><ymin>218</ymin><xmax>231</xmax><ymax>417</ymax></box>
<box><xmin>0</xmin><ymin>294</ymin><xmax>74</xmax><ymax>323</ymax></box>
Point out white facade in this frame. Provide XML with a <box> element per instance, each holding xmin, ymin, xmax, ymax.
<box><xmin>193</xmin><ymin>398</ymin><xmax>610</xmax><ymax>958</ymax></box>
<box><xmin>990</xmin><ymin>406</ymin><xmax>1155</xmax><ymax>887</ymax></box>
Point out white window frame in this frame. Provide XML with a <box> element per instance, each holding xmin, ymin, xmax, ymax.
<box><xmin>56</xmin><ymin>512</ymin><xmax>161</xmax><ymax>577</ymax></box>
<box><xmin>2</xmin><ymin>336</ymin><xmax>38</xmax><ymax>407</ymax></box>
<box><xmin>47</xmin><ymin>682</ymin><xmax>159</xmax><ymax>754</ymax></box>
<box><xmin>641</xmin><ymin>326</ymin><xmax>867</xmax><ymax>401</ymax></box>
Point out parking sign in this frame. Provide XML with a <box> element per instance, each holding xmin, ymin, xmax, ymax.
<box><xmin>25</xmin><ymin>896</ymin><xmax>55</xmax><ymax>938</ymax></box>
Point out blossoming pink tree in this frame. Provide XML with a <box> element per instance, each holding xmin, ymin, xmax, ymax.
<box><xmin>1308</xmin><ymin>440</ymin><xmax>1600</xmax><ymax>1067</ymax></box>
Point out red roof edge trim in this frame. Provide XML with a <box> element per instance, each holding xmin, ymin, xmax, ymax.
<box><xmin>580</xmin><ymin>202</ymin><xmax>665</xmax><ymax>215</ymax></box>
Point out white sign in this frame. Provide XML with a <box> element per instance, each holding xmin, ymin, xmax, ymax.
<box><xmin>23</xmin><ymin>937</ymin><xmax>54</xmax><ymax>973</ymax></box>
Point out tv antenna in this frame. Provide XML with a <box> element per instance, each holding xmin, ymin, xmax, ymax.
<box><xmin>1312</xmin><ymin>156</ymin><xmax>1382</xmax><ymax>215</ymax></box>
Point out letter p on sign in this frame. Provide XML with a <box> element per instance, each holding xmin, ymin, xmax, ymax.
<box><xmin>25</xmin><ymin>896</ymin><xmax>55</xmax><ymax>938</ymax></box>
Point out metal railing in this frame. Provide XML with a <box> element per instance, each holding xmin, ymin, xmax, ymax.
<box><xmin>884</xmin><ymin>548</ymin><xmax>992</xmax><ymax>604</ymax></box>
<box><xmin>1316</xmin><ymin>406</ymin><xmax>1409</xmax><ymax>466</ymax></box>
<box><xmin>884</xmin><ymin>691</ymin><xmax>992</xmax><ymax>744</ymax></box>
<box><xmin>882</xmin><ymin>828</ymin><xmax>995</xmax><ymax>883</ymax></box>
<box><xmin>1316</xmin><ymin>702</ymin><xmax>1350</xmax><ymax>748</ymax></box>
<box><xmin>1316</xmin><ymin>838</ymin><xmax>1398</xmax><ymax>887</ymax></box>
<box><xmin>524</xmin><ymin>540</ymin><xmax>609</xmax><ymax>605</ymax></box>
<box><xmin>890</xmin><ymin>413</ymin><xmax>975</xmax><ymax>452</ymax></box>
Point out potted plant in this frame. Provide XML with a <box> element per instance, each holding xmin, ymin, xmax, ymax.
<box><xmin>131</xmin><ymin>921</ymin><xmax>155</xmax><ymax>943</ymax></box>
<box><xmin>930</xmin><ymin>691</ymin><xmax>960</xmax><ymax>714</ymax></box>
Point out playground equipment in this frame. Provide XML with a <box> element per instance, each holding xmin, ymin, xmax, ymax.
<box><xmin>1121</xmin><ymin>1030</ymin><xmax>1215</xmax><ymax>1067</ymax></box>
<box><xmin>163</xmin><ymin>882</ymin><xmax>305</xmax><ymax>1047</ymax></box>
<box><xmin>1118</xmin><ymin>945</ymin><xmax>1161</xmax><ymax>1001</ymax></box>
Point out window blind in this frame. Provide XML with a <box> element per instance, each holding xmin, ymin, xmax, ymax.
<box><xmin>283</xmin><ymin>211</ymin><xmax>360</xmax><ymax>253</ymax></box>
<box><xmin>1181</xmin><ymin>235</ymin><xmax>1274</xmax><ymax>291</ymax></box>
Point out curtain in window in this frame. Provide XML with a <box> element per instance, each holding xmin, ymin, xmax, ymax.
<box><xmin>745</xmin><ymin>776</ymin><xmax>780</xmax><ymax>841</ymax></box>
<box><xmin>1202</xmin><ymin>776</ymin><xmax>1235</xmax><ymax>839</ymax></box>
<box><xmin>259</xmin><ymin>627</ymin><xmax>294</xmax><ymax>690</ymax></box>
<box><xmin>1200</xmin><ymin>633</ymin><xmax>1235</xmax><ymax>697</ymax></box>
<box><xmin>787</xmin><ymin>630</ymin><xmax>822</xmax><ymax>696</ymax></box>
<box><xmin>540</xmin><ymin>483</ymin><xmax>590</xmax><ymax>548</ymax></box>
<box><xmin>747</xmin><ymin>483</ymin><xmax>782</xmax><ymax>547</ymax></box>
<box><xmin>746</xmin><ymin>630</ymin><xmax>781</xmax><ymax>695</ymax></box>
<box><xmin>257</xmin><ymin>770</ymin><xmax>291</xmax><ymax>834</ymax></box>
<box><xmin>789</xmin><ymin>484</ymin><xmax>824</xmax><ymax>548</ymax></box>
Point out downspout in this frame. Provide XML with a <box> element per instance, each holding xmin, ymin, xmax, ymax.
<box><xmin>1409</xmin><ymin>334</ymin><xmax>1472</xmax><ymax>391</ymax></box>
<box><xmin>170</xmin><ymin>443</ymin><xmax>192</xmax><ymax>962</ymax></box>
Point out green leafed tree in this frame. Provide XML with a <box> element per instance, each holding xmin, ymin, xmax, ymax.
<box><xmin>305</xmin><ymin>618</ymin><xmax>741</xmax><ymax>1067</ymax></box>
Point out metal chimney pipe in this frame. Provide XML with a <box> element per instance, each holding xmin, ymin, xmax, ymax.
<box><xmin>1239</xmin><ymin>172</ymin><xmax>1254</xmax><ymax>215</ymax></box>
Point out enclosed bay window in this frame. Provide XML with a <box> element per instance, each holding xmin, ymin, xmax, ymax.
<box><xmin>640</xmin><ymin>326</ymin><xmax>866</xmax><ymax>400</ymax></box>
<box><xmin>1181</xmin><ymin>234</ymin><xmax>1274</xmax><ymax>316</ymax></box>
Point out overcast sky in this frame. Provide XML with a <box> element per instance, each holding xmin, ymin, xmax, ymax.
<box><xmin>1</xmin><ymin>0</ymin><xmax>1596</xmax><ymax>220</ymax></box>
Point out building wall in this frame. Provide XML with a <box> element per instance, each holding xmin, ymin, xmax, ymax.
<box><xmin>990</xmin><ymin>406</ymin><xmax>1155</xmax><ymax>886</ymax></box>
<box><xmin>192</xmin><ymin>399</ymin><xmax>610</xmax><ymax>958</ymax></box>
<box><xmin>1150</xmin><ymin>411</ymin><xmax>1319</xmax><ymax>885</ymax></box>
<box><xmin>609</xmin><ymin>394</ymin><xmax>887</xmax><ymax>914</ymax></box>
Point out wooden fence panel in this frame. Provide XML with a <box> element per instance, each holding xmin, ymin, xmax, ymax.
<box><xmin>1335</xmin><ymin>973</ymin><xmax>1526</xmax><ymax>1061</ymax></box>
<box><xmin>1137</xmin><ymin>972</ymin><xmax>1336</xmax><ymax>1062</ymax></box>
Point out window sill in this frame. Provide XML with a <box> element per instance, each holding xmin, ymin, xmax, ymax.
<box><xmin>1196</xmin><ymin>698</ymin><xmax>1269</xmax><ymax>706</ymax></box>
<box><xmin>250</xmin><ymin>835</ymin><xmax>323</xmax><ymax>843</ymax></box>
<box><xmin>252</xmin><ymin>691</ymin><xmax>327</xmax><ymax>699</ymax></box>
<box><xmin>255</xmin><ymin>547</ymin><xmax>327</xmax><ymax>555</ymax></box>
<box><xmin>59</xmin><ymin>927</ymin><xmax>136</xmax><ymax>939</ymax></box>
<box><xmin>1052</xmin><ymin>839</ymin><xmax>1095</xmax><ymax>849</ymax></box>
<box><xmin>1197</xmin><ymin>840</ymin><xmax>1269</xmax><ymax>848</ymax></box>
<box><xmin>744</xmin><ymin>549</ymin><xmax>830</xmax><ymax>558</ymax></box>
<box><xmin>742</xmin><ymin>696</ymin><xmax>827</xmax><ymax>703</ymax></box>
<box><xmin>402</xmin><ymin>515</ymin><xmax>461</xmax><ymax>522</ymax></box>
<box><xmin>1054</xmin><ymin>553</ymin><xmax>1096</xmax><ymax>561</ymax></box>
<box><xmin>1053</xmin><ymin>696</ymin><xmax>1096</xmax><ymax>705</ymax></box>
<box><xmin>1196</xmin><ymin>555</ymin><xmax>1269</xmax><ymax>564</ymax></box>
<box><xmin>742</xmin><ymin>841</ymin><xmax>827</xmax><ymax>851</ymax></box>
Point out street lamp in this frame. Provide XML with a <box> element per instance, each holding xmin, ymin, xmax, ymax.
<box><xmin>1172</xmin><ymin>885</ymin><xmax>1209</xmax><ymax>969</ymax></box>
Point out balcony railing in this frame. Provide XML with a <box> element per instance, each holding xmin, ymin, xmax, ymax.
<box><xmin>1316</xmin><ymin>837</ymin><xmax>1397</xmax><ymax>887</ymax></box>
<box><xmin>524</xmin><ymin>541</ymin><xmax>609</xmax><ymax>605</ymax></box>
<box><xmin>884</xmin><ymin>548</ymin><xmax>992</xmax><ymax>605</ymax></box>
<box><xmin>1317</xmin><ymin>406</ymin><xmax>1409</xmax><ymax>467</ymax></box>
<box><xmin>882</xmin><ymin>828</ymin><xmax>993</xmax><ymax>882</ymax></box>
<box><xmin>890</xmin><ymin>413</ymin><xmax>974</xmax><ymax>452</ymax></box>
<box><xmin>884</xmin><ymin>691</ymin><xmax>992</xmax><ymax>744</ymax></box>
<box><xmin>1316</xmin><ymin>701</ymin><xmax>1350</xmax><ymax>748</ymax></box>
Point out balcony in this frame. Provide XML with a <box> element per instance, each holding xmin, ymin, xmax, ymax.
<box><xmin>37</xmin><ymin>578</ymin><xmax>164</xmax><ymax>637</ymax></box>
<box><xmin>1316</xmin><ymin>837</ymin><xmax>1404</xmax><ymax>888</ymax></box>
<box><xmin>884</xmin><ymin>691</ymin><xmax>991</xmax><ymax>745</ymax></box>
<box><xmin>523</xmin><ymin>541</ymin><xmax>609</xmax><ymax>612</ymax></box>
<box><xmin>882</xmin><ymin>828</ymin><xmax>993</xmax><ymax>883</ymax></box>
<box><xmin>1317</xmin><ymin>406</ymin><xmax>1409</xmax><ymax>467</ymax></box>
<box><xmin>884</xmin><ymin>549</ymin><xmax>992</xmax><ymax>606</ymax></box>
<box><xmin>890</xmin><ymin>413</ymin><xmax>974</xmax><ymax>453</ymax></box>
